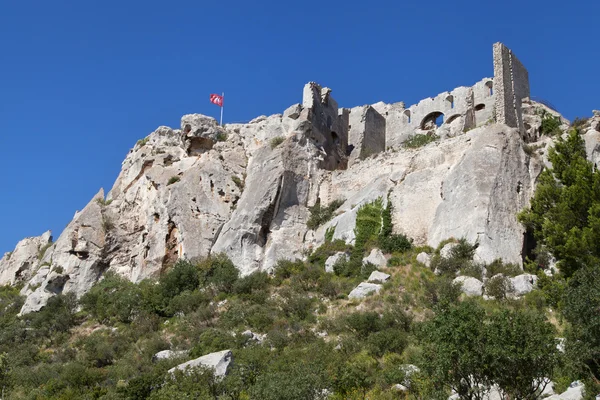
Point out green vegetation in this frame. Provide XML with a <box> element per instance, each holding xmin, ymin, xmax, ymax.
<box><xmin>270</xmin><ymin>136</ymin><xmax>285</xmax><ymax>149</ymax></box>
<box><xmin>167</xmin><ymin>176</ymin><xmax>180</xmax><ymax>185</ymax></box>
<box><xmin>5</xmin><ymin>130</ymin><xmax>600</xmax><ymax>398</ymax></box>
<box><xmin>37</xmin><ymin>242</ymin><xmax>53</xmax><ymax>260</ymax></box>
<box><xmin>404</xmin><ymin>133</ymin><xmax>438</xmax><ymax>149</ymax></box>
<box><xmin>421</xmin><ymin>300</ymin><xmax>558</xmax><ymax>399</ymax></box>
<box><xmin>216</xmin><ymin>132</ymin><xmax>228</xmax><ymax>142</ymax></box>
<box><xmin>538</xmin><ymin>109</ymin><xmax>563</xmax><ymax>136</ymax></box>
<box><xmin>306</xmin><ymin>198</ymin><xmax>344</xmax><ymax>230</ymax></box>
<box><xmin>518</xmin><ymin>129</ymin><xmax>600</xmax><ymax>277</ymax></box>
<box><xmin>136</xmin><ymin>137</ymin><xmax>149</xmax><ymax>147</ymax></box>
<box><xmin>231</xmin><ymin>175</ymin><xmax>244</xmax><ymax>190</ymax></box>
<box><xmin>95</xmin><ymin>197</ymin><xmax>113</xmax><ymax>206</ymax></box>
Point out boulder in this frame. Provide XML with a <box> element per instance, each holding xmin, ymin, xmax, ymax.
<box><xmin>545</xmin><ymin>381</ymin><xmax>584</xmax><ymax>400</ymax></box>
<box><xmin>362</xmin><ymin>248</ymin><xmax>386</xmax><ymax>268</ymax></box>
<box><xmin>510</xmin><ymin>274</ymin><xmax>537</xmax><ymax>296</ymax></box>
<box><xmin>416</xmin><ymin>252</ymin><xmax>431</xmax><ymax>267</ymax></box>
<box><xmin>440</xmin><ymin>242</ymin><xmax>458</xmax><ymax>259</ymax></box>
<box><xmin>152</xmin><ymin>350</ymin><xmax>189</xmax><ymax>362</ymax></box>
<box><xmin>325</xmin><ymin>252</ymin><xmax>348</xmax><ymax>273</ymax></box>
<box><xmin>453</xmin><ymin>276</ymin><xmax>484</xmax><ymax>297</ymax></box>
<box><xmin>348</xmin><ymin>282</ymin><xmax>382</xmax><ymax>299</ymax></box>
<box><xmin>241</xmin><ymin>330</ymin><xmax>266</xmax><ymax>344</ymax></box>
<box><xmin>168</xmin><ymin>349</ymin><xmax>233</xmax><ymax>378</ymax></box>
<box><xmin>367</xmin><ymin>271</ymin><xmax>390</xmax><ymax>283</ymax></box>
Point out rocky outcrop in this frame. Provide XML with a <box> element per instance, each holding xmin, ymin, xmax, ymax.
<box><xmin>3</xmin><ymin>77</ymin><xmax>593</xmax><ymax>314</ymax></box>
<box><xmin>0</xmin><ymin>231</ymin><xmax>52</xmax><ymax>286</ymax></box>
<box><xmin>168</xmin><ymin>349</ymin><xmax>233</xmax><ymax>378</ymax></box>
<box><xmin>348</xmin><ymin>282</ymin><xmax>383</xmax><ymax>299</ymax></box>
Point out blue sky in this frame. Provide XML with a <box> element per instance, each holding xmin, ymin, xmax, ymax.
<box><xmin>0</xmin><ymin>0</ymin><xmax>598</xmax><ymax>254</ymax></box>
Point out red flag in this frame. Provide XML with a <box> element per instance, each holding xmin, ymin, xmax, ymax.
<box><xmin>210</xmin><ymin>93</ymin><xmax>224</xmax><ymax>107</ymax></box>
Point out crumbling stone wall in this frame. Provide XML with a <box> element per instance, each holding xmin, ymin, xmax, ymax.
<box><xmin>301</xmin><ymin>82</ymin><xmax>348</xmax><ymax>170</ymax></box>
<box><xmin>347</xmin><ymin>105</ymin><xmax>386</xmax><ymax>166</ymax></box>
<box><xmin>493</xmin><ymin>42</ymin><xmax>530</xmax><ymax>135</ymax></box>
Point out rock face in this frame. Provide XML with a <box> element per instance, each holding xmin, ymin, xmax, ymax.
<box><xmin>2</xmin><ymin>43</ymin><xmax>591</xmax><ymax>314</ymax></box>
<box><xmin>168</xmin><ymin>349</ymin><xmax>233</xmax><ymax>378</ymax></box>
<box><xmin>325</xmin><ymin>252</ymin><xmax>348</xmax><ymax>273</ymax></box>
<box><xmin>0</xmin><ymin>231</ymin><xmax>52</xmax><ymax>286</ymax></box>
<box><xmin>153</xmin><ymin>350</ymin><xmax>189</xmax><ymax>362</ymax></box>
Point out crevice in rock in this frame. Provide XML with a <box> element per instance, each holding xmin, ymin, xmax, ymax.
<box><xmin>161</xmin><ymin>220</ymin><xmax>179</xmax><ymax>273</ymax></box>
<box><xmin>124</xmin><ymin>159</ymin><xmax>155</xmax><ymax>193</ymax></box>
<box><xmin>257</xmin><ymin>175</ymin><xmax>284</xmax><ymax>247</ymax></box>
<box><xmin>187</xmin><ymin>137</ymin><xmax>214</xmax><ymax>156</ymax></box>
<box><xmin>45</xmin><ymin>274</ymin><xmax>70</xmax><ymax>295</ymax></box>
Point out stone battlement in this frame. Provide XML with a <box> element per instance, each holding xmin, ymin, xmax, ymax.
<box><xmin>283</xmin><ymin>42</ymin><xmax>531</xmax><ymax>168</ymax></box>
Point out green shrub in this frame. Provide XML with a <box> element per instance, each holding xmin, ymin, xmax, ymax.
<box><xmin>270</xmin><ymin>136</ymin><xmax>285</xmax><ymax>149</ymax></box>
<box><xmin>160</xmin><ymin>260</ymin><xmax>200</xmax><ymax>298</ymax></box>
<box><xmin>197</xmin><ymin>254</ymin><xmax>239</xmax><ymax>293</ymax></box>
<box><xmin>485</xmin><ymin>274</ymin><xmax>514</xmax><ymax>300</ymax></box>
<box><xmin>324</xmin><ymin>225</ymin><xmax>335</xmax><ymax>242</ymax></box>
<box><xmin>167</xmin><ymin>176</ymin><xmax>180</xmax><ymax>185</ymax></box>
<box><xmin>460</xmin><ymin>263</ymin><xmax>484</xmax><ymax>280</ymax></box>
<box><xmin>80</xmin><ymin>272</ymin><xmax>143</xmax><ymax>324</ymax></box>
<box><xmin>539</xmin><ymin>109</ymin><xmax>562</xmax><ymax>136</ymax></box>
<box><xmin>37</xmin><ymin>242</ymin><xmax>53</xmax><ymax>260</ymax></box>
<box><xmin>404</xmin><ymin>133</ymin><xmax>438</xmax><ymax>149</ymax></box>
<box><xmin>485</xmin><ymin>259</ymin><xmax>521</xmax><ymax>278</ymax></box>
<box><xmin>306</xmin><ymin>239</ymin><xmax>349</xmax><ymax>268</ymax></box>
<box><xmin>216</xmin><ymin>132</ymin><xmax>228</xmax><ymax>142</ymax></box>
<box><xmin>430</xmin><ymin>238</ymin><xmax>478</xmax><ymax>276</ymax></box>
<box><xmin>378</xmin><ymin>199</ymin><xmax>412</xmax><ymax>253</ymax></box>
<box><xmin>189</xmin><ymin>329</ymin><xmax>236</xmax><ymax>358</ymax></box>
<box><xmin>231</xmin><ymin>175</ymin><xmax>244</xmax><ymax>190</ymax></box>
<box><xmin>353</xmin><ymin>198</ymin><xmax>383</xmax><ymax>257</ymax></box>
<box><xmin>306</xmin><ymin>199</ymin><xmax>344</xmax><ymax>230</ymax></box>
<box><xmin>136</xmin><ymin>137</ymin><xmax>149</xmax><ymax>147</ymax></box>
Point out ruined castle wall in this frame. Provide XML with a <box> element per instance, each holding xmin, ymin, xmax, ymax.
<box><xmin>493</xmin><ymin>42</ymin><xmax>530</xmax><ymax>134</ymax></box>
<box><xmin>301</xmin><ymin>82</ymin><xmax>348</xmax><ymax>170</ymax></box>
<box><xmin>380</xmin><ymin>79</ymin><xmax>494</xmax><ymax>148</ymax></box>
<box><xmin>347</xmin><ymin>105</ymin><xmax>386</xmax><ymax>166</ymax></box>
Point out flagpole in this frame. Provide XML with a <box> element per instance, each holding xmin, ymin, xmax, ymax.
<box><xmin>220</xmin><ymin>92</ymin><xmax>224</xmax><ymax>126</ymax></box>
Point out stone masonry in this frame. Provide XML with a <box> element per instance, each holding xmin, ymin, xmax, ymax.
<box><xmin>493</xmin><ymin>42</ymin><xmax>531</xmax><ymax>135</ymax></box>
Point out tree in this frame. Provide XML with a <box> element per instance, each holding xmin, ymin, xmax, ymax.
<box><xmin>562</xmin><ymin>265</ymin><xmax>600</xmax><ymax>382</ymax></box>
<box><xmin>486</xmin><ymin>308</ymin><xmax>558</xmax><ymax>399</ymax></box>
<box><xmin>420</xmin><ymin>300</ymin><xmax>492</xmax><ymax>400</ymax></box>
<box><xmin>519</xmin><ymin>129</ymin><xmax>600</xmax><ymax>277</ymax></box>
<box><xmin>0</xmin><ymin>352</ymin><xmax>9</xmax><ymax>399</ymax></box>
<box><xmin>420</xmin><ymin>300</ymin><xmax>558</xmax><ymax>399</ymax></box>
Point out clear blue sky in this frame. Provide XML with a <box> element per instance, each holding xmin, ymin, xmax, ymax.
<box><xmin>0</xmin><ymin>0</ymin><xmax>598</xmax><ymax>254</ymax></box>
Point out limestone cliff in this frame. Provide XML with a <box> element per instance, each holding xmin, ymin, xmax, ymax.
<box><xmin>2</xmin><ymin>44</ymin><xmax>598</xmax><ymax>314</ymax></box>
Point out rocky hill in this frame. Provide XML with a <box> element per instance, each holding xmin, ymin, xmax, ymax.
<box><xmin>1</xmin><ymin>42</ymin><xmax>600</xmax><ymax>399</ymax></box>
<box><xmin>2</xmin><ymin>43</ymin><xmax>600</xmax><ymax>317</ymax></box>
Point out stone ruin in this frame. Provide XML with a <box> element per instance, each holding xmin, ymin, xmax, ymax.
<box><xmin>288</xmin><ymin>42</ymin><xmax>531</xmax><ymax>168</ymax></box>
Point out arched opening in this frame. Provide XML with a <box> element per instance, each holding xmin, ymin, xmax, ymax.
<box><xmin>475</xmin><ymin>104</ymin><xmax>486</xmax><ymax>111</ymax></box>
<box><xmin>446</xmin><ymin>114</ymin><xmax>460</xmax><ymax>125</ymax></box>
<box><xmin>485</xmin><ymin>81</ymin><xmax>493</xmax><ymax>96</ymax></box>
<box><xmin>446</xmin><ymin>95</ymin><xmax>454</xmax><ymax>109</ymax></box>
<box><xmin>420</xmin><ymin>111</ymin><xmax>445</xmax><ymax>130</ymax></box>
<box><xmin>331</xmin><ymin>131</ymin><xmax>340</xmax><ymax>146</ymax></box>
<box><xmin>404</xmin><ymin>109</ymin><xmax>411</xmax><ymax>124</ymax></box>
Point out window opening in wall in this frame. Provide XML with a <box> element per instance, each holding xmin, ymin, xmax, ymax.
<box><xmin>446</xmin><ymin>114</ymin><xmax>460</xmax><ymax>125</ymax></box>
<box><xmin>331</xmin><ymin>131</ymin><xmax>340</xmax><ymax>146</ymax></box>
<box><xmin>404</xmin><ymin>109</ymin><xmax>411</xmax><ymax>124</ymax></box>
<box><xmin>420</xmin><ymin>111</ymin><xmax>445</xmax><ymax>130</ymax></box>
<box><xmin>446</xmin><ymin>95</ymin><xmax>454</xmax><ymax>109</ymax></box>
<box><xmin>475</xmin><ymin>104</ymin><xmax>486</xmax><ymax>111</ymax></box>
<box><xmin>485</xmin><ymin>81</ymin><xmax>493</xmax><ymax>96</ymax></box>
